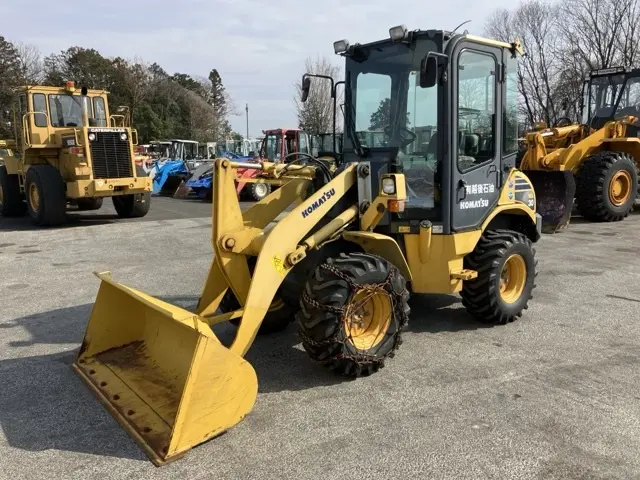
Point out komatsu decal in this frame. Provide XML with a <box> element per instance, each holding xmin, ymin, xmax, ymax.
<box><xmin>460</xmin><ymin>198</ymin><xmax>489</xmax><ymax>209</ymax></box>
<box><xmin>301</xmin><ymin>188</ymin><xmax>336</xmax><ymax>218</ymax></box>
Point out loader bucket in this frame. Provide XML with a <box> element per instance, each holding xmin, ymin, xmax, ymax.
<box><xmin>524</xmin><ymin>169</ymin><xmax>576</xmax><ymax>234</ymax></box>
<box><xmin>159</xmin><ymin>174</ymin><xmax>187</xmax><ymax>196</ymax></box>
<box><xmin>72</xmin><ymin>272</ymin><xmax>257</xmax><ymax>466</ymax></box>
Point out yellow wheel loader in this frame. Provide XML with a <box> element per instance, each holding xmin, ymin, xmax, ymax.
<box><xmin>72</xmin><ymin>26</ymin><xmax>542</xmax><ymax>465</ymax></box>
<box><xmin>0</xmin><ymin>82</ymin><xmax>151</xmax><ymax>227</ymax></box>
<box><xmin>518</xmin><ymin>66</ymin><xmax>640</xmax><ymax>233</ymax></box>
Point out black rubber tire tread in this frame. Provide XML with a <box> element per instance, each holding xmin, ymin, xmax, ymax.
<box><xmin>25</xmin><ymin>165</ymin><xmax>67</xmax><ymax>226</ymax></box>
<box><xmin>0</xmin><ymin>166</ymin><xmax>26</xmax><ymax>216</ymax></box>
<box><xmin>461</xmin><ymin>229</ymin><xmax>537</xmax><ymax>325</ymax></box>
<box><xmin>221</xmin><ymin>291</ymin><xmax>295</xmax><ymax>335</ymax></box>
<box><xmin>220</xmin><ymin>257</ymin><xmax>295</xmax><ymax>335</ymax></box>
<box><xmin>249</xmin><ymin>181</ymin><xmax>271</xmax><ymax>201</ymax></box>
<box><xmin>575</xmin><ymin>150</ymin><xmax>639</xmax><ymax>222</ymax></box>
<box><xmin>296</xmin><ymin>252</ymin><xmax>410</xmax><ymax>378</ymax></box>
<box><xmin>76</xmin><ymin>197</ymin><xmax>103</xmax><ymax>211</ymax></box>
<box><xmin>112</xmin><ymin>166</ymin><xmax>151</xmax><ymax>218</ymax></box>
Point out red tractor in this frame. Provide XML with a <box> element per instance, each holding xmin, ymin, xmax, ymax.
<box><xmin>179</xmin><ymin>128</ymin><xmax>316</xmax><ymax>202</ymax></box>
<box><xmin>231</xmin><ymin>128</ymin><xmax>316</xmax><ymax>200</ymax></box>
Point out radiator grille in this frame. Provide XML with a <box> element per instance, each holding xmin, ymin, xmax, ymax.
<box><xmin>89</xmin><ymin>131</ymin><xmax>133</xmax><ymax>179</ymax></box>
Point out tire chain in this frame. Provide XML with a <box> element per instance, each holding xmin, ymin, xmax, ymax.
<box><xmin>298</xmin><ymin>262</ymin><xmax>410</xmax><ymax>367</ymax></box>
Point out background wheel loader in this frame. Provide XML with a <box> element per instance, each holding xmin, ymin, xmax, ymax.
<box><xmin>0</xmin><ymin>81</ymin><xmax>151</xmax><ymax>226</ymax></box>
<box><xmin>518</xmin><ymin>66</ymin><xmax>640</xmax><ymax>233</ymax></box>
<box><xmin>72</xmin><ymin>27</ymin><xmax>542</xmax><ymax>466</ymax></box>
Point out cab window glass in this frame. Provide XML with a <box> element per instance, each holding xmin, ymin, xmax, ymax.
<box><xmin>457</xmin><ymin>50</ymin><xmax>497</xmax><ymax>172</ymax></box>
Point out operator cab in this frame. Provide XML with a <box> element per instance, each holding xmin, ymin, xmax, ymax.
<box><xmin>260</xmin><ymin>128</ymin><xmax>312</xmax><ymax>162</ymax></box>
<box><xmin>336</xmin><ymin>27</ymin><xmax>521</xmax><ymax>234</ymax></box>
<box><xmin>582</xmin><ymin>66</ymin><xmax>640</xmax><ymax>130</ymax></box>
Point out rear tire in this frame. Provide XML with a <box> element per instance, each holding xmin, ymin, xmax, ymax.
<box><xmin>461</xmin><ymin>229</ymin><xmax>537</xmax><ymax>325</ymax></box>
<box><xmin>575</xmin><ymin>151</ymin><xmax>638</xmax><ymax>222</ymax></box>
<box><xmin>76</xmin><ymin>197</ymin><xmax>103</xmax><ymax>211</ymax></box>
<box><xmin>296</xmin><ymin>252</ymin><xmax>410</xmax><ymax>377</ymax></box>
<box><xmin>25</xmin><ymin>165</ymin><xmax>67</xmax><ymax>226</ymax></box>
<box><xmin>0</xmin><ymin>166</ymin><xmax>26</xmax><ymax>216</ymax></box>
<box><xmin>249</xmin><ymin>181</ymin><xmax>271</xmax><ymax>201</ymax></box>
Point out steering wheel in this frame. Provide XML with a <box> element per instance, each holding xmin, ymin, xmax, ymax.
<box><xmin>384</xmin><ymin>125</ymin><xmax>417</xmax><ymax>149</ymax></box>
<box><xmin>553</xmin><ymin>117</ymin><xmax>573</xmax><ymax>127</ymax></box>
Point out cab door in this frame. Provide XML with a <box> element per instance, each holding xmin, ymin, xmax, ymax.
<box><xmin>450</xmin><ymin>42</ymin><xmax>504</xmax><ymax>231</ymax></box>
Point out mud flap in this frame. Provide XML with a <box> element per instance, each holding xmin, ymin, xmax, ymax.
<box><xmin>524</xmin><ymin>170</ymin><xmax>576</xmax><ymax>234</ymax></box>
<box><xmin>72</xmin><ymin>272</ymin><xmax>257</xmax><ymax>466</ymax></box>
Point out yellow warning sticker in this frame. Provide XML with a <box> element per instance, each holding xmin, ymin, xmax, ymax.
<box><xmin>271</xmin><ymin>254</ymin><xmax>287</xmax><ymax>277</ymax></box>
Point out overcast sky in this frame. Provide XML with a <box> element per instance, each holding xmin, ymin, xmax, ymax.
<box><xmin>4</xmin><ymin>0</ymin><xmax>512</xmax><ymax>138</ymax></box>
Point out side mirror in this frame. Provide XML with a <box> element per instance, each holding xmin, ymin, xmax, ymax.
<box><xmin>81</xmin><ymin>86</ymin><xmax>88</xmax><ymax>96</ymax></box>
<box><xmin>301</xmin><ymin>76</ymin><xmax>311</xmax><ymax>102</ymax></box>
<box><xmin>419</xmin><ymin>55</ymin><xmax>439</xmax><ymax>88</ymax></box>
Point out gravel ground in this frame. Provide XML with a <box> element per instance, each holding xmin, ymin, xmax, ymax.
<box><xmin>1</xmin><ymin>197</ymin><xmax>639</xmax><ymax>480</ymax></box>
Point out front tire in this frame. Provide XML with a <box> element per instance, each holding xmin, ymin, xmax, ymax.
<box><xmin>249</xmin><ymin>181</ymin><xmax>271</xmax><ymax>201</ymax></box>
<box><xmin>24</xmin><ymin>165</ymin><xmax>67</xmax><ymax>226</ymax></box>
<box><xmin>219</xmin><ymin>256</ymin><xmax>295</xmax><ymax>335</ymax></box>
<box><xmin>0</xmin><ymin>166</ymin><xmax>27</xmax><ymax>216</ymax></box>
<box><xmin>575</xmin><ymin>151</ymin><xmax>638</xmax><ymax>222</ymax></box>
<box><xmin>76</xmin><ymin>197</ymin><xmax>103</xmax><ymax>211</ymax></box>
<box><xmin>112</xmin><ymin>166</ymin><xmax>151</xmax><ymax>218</ymax></box>
<box><xmin>297</xmin><ymin>252</ymin><xmax>410</xmax><ymax>377</ymax></box>
<box><xmin>461</xmin><ymin>229</ymin><xmax>537</xmax><ymax>325</ymax></box>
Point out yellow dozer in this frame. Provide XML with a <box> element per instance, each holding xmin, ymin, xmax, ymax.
<box><xmin>518</xmin><ymin>66</ymin><xmax>640</xmax><ymax>233</ymax></box>
<box><xmin>73</xmin><ymin>27</ymin><xmax>543</xmax><ymax>465</ymax></box>
<box><xmin>0</xmin><ymin>82</ymin><xmax>151</xmax><ymax>226</ymax></box>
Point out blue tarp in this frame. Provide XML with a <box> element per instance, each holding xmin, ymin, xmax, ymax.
<box><xmin>151</xmin><ymin>160</ymin><xmax>188</xmax><ymax>194</ymax></box>
<box><xmin>184</xmin><ymin>152</ymin><xmax>254</xmax><ymax>195</ymax></box>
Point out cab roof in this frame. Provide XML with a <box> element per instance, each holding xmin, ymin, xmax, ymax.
<box><xmin>14</xmin><ymin>85</ymin><xmax>109</xmax><ymax>95</ymax></box>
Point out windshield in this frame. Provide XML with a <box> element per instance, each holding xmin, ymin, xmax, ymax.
<box><xmin>262</xmin><ymin>134</ymin><xmax>282</xmax><ymax>161</ymax></box>
<box><xmin>584</xmin><ymin>73</ymin><xmax>640</xmax><ymax>127</ymax></box>
<box><xmin>170</xmin><ymin>141</ymin><xmax>198</xmax><ymax>160</ymax></box>
<box><xmin>48</xmin><ymin>94</ymin><xmax>91</xmax><ymax>128</ymax></box>
<box><xmin>345</xmin><ymin>38</ymin><xmax>439</xmax><ymax>209</ymax></box>
<box><xmin>345</xmin><ymin>38</ymin><xmax>438</xmax><ymax>154</ymax></box>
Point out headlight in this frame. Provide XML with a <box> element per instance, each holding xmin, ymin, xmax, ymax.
<box><xmin>333</xmin><ymin>39</ymin><xmax>350</xmax><ymax>54</ymax></box>
<box><xmin>382</xmin><ymin>177</ymin><xmax>396</xmax><ymax>194</ymax></box>
<box><xmin>389</xmin><ymin>25</ymin><xmax>408</xmax><ymax>43</ymax></box>
<box><xmin>88</xmin><ymin>133</ymin><xmax>96</xmax><ymax>141</ymax></box>
<box><xmin>120</xmin><ymin>133</ymin><xmax>127</xmax><ymax>141</ymax></box>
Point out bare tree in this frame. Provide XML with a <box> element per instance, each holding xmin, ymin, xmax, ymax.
<box><xmin>112</xmin><ymin>56</ymin><xmax>153</xmax><ymax>121</ymax></box>
<box><xmin>14</xmin><ymin>41</ymin><xmax>43</xmax><ymax>84</ymax></box>
<box><xmin>485</xmin><ymin>0</ymin><xmax>570</xmax><ymax>127</ymax></box>
<box><xmin>560</xmin><ymin>0</ymin><xmax>638</xmax><ymax>70</ymax></box>
<box><xmin>486</xmin><ymin>0</ymin><xmax>640</xmax><ymax>129</ymax></box>
<box><xmin>294</xmin><ymin>55</ymin><xmax>343</xmax><ymax>134</ymax></box>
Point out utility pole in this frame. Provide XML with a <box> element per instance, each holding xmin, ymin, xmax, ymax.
<box><xmin>245</xmin><ymin>103</ymin><xmax>249</xmax><ymax>138</ymax></box>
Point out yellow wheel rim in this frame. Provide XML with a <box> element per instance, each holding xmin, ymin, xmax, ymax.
<box><xmin>343</xmin><ymin>288</ymin><xmax>392</xmax><ymax>350</ymax></box>
<box><xmin>499</xmin><ymin>254</ymin><xmax>527</xmax><ymax>304</ymax></box>
<box><xmin>29</xmin><ymin>183</ymin><xmax>40</xmax><ymax>213</ymax></box>
<box><xmin>268</xmin><ymin>296</ymin><xmax>286</xmax><ymax>312</ymax></box>
<box><xmin>608</xmin><ymin>170</ymin><xmax>632</xmax><ymax>206</ymax></box>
